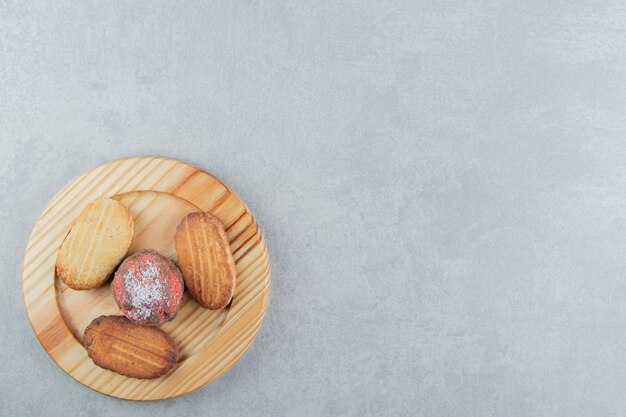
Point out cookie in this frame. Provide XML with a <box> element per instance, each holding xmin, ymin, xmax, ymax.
<box><xmin>56</xmin><ymin>198</ymin><xmax>134</xmax><ymax>290</ymax></box>
<box><xmin>174</xmin><ymin>212</ymin><xmax>236</xmax><ymax>309</ymax></box>
<box><xmin>83</xmin><ymin>315</ymin><xmax>177</xmax><ymax>379</ymax></box>
<box><xmin>112</xmin><ymin>250</ymin><xmax>184</xmax><ymax>326</ymax></box>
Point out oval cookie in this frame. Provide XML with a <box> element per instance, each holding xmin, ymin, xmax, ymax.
<box><xmin>83</xmin><ymin>315</ymin><xmax>178</xmax><ymax>379</ymax></box>
<box><xmin>56</xmin><ymin>198</ymin><xmax>134</xmax><ymax>290</ymax></box>
<box><xmin>174</xmin><ymin>212</ymin><xmax>236</xmax><ymax>309</ymax></box>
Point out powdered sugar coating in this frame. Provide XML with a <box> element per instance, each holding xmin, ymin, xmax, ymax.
<box><xmin>112</xmin><ymin>250</ymin><xmax>184</xmax><ymax>326</ymax></box>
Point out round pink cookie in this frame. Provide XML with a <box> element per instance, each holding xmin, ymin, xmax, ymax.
<box><xmin>112</xmin><ymin>249</ymin><xmax>184</xmax><ymax>326</ymax></box>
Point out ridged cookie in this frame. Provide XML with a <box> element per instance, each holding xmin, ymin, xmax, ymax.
<box><xmin>56</xmin><ymin>198</ymin><xmax>134</xmax><ymax>290</ymax></box>
<box><xmin>83</xmin><ymin>315</ymin><xmax>177</xmax><ymax>379</ymax></box>
<box><xmin>174</xmin><ymin>212</ymin><xmax>236</xmax><ymax>309</ymax></box>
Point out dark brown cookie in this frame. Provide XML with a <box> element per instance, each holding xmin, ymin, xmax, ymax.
<box><xmin>83</xmin><ymin>315</ymin><xmax>177</xmax><ymax>379</ymax></box>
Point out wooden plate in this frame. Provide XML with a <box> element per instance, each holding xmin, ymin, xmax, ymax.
<box><xmin>22</xmin><ymin>156</ymin><xmax>270</xmax><ymax>400</ymax></box>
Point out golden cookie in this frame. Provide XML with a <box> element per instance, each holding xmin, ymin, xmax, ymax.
<box><xmin>174</xmin><ymin>212</ymin><xmax>236</xmax><ymax>309</ymax></box>
<box><xmin>56</xmin><ymin>198</ymin><xmax>133</xmax><ymax>290</ymax></box>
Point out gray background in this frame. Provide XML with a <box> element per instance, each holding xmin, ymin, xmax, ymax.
<box><xmin>2</xmin><ymin>1</ymin><xmax>626</xmax><ymax>416</ymax></box>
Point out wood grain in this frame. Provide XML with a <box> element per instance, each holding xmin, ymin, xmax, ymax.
<box><xmin>22</xmin><ymin>156</ymin><xmax>270</xmax><ymax>400</ymax></box>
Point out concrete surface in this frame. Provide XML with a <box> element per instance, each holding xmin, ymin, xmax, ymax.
<box><xmin>2</xmin><ymin>1</ymin><xmax>626</xmax><ymax>416</ymax></box>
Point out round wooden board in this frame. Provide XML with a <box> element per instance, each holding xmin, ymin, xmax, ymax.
<box><xmin>22</xmin><ymin>156</ymin><xmax>270</xmax><ymax>400</ymax></box>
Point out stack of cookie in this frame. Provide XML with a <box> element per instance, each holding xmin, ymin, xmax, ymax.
<box><xmin>56</xmin><ymin>198</ymin><xmax>236</xmax><ymax>379</ymax></box>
